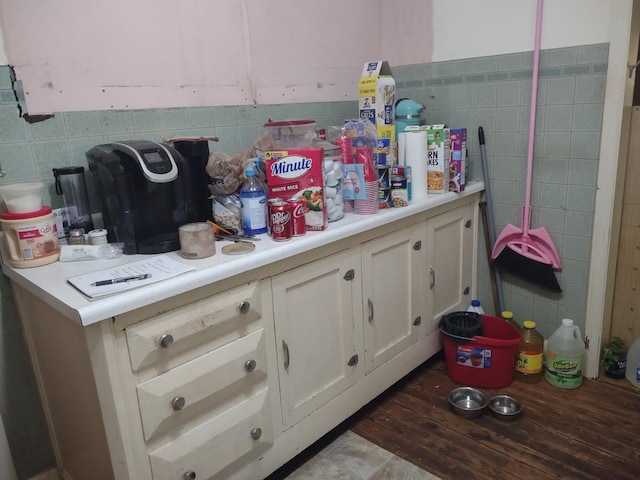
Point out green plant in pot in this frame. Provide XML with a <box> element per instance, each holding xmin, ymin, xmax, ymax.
<box><xmin>601</xmin><ymin>336</ymin><xmax>627</xmax><ymax>379</ymax></box>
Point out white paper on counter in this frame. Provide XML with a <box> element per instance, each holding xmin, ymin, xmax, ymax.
<box><xmin>66</xmin><ymin>254</ymin><xmax>194</xmax><ymax>300</ymax></box>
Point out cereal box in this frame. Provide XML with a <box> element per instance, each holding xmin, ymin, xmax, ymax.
<box><xmin>426</xmin><ymin>125</ymin><xmax>450</xmax><ymax>194</ymax></box>
<box><xmin>264</xmin><ymin>148</ymin><xmax>327</xmax><ymax>231</ymax></box>
<box><xmin>358</xmin><ymin>61</ymin><xmax>396</xmax><ymax>166</ymax></box>
<box><xmin>449</xmin><ymin>128</ymin><xmax>467</xmax><ymax>193</ymax></box>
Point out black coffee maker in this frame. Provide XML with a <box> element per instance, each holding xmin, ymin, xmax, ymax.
<box><xmin>86</xmin><ymin>140</ymin><xmax>198</xmax><ymax>254</ymax></box>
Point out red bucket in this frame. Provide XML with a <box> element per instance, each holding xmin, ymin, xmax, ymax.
<box><xmin>442</xmin><ymin>314</ymin><xmax>521</xmax><ymax>388</ymax></box>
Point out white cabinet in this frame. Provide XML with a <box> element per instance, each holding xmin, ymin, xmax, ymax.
<box><xmin>271</xmin><ymin>249</ymin><xmax>364</xmax><ymax>429</ymax></box>
<box><xmin>361</xmin><ymin>223</ymin><xmax>427</xmax><ymax>373</ymax></box>
<box><xmin>426</xmin><ymin>202</ymin><xmax>476</xmax><ymax>332</ymax></box>
<box><xmin>8</xmin><ymin>191</ymin><xmax>480</xmax><ymax>480</ymax></box>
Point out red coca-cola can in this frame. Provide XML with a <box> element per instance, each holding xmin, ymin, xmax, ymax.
<box><xmin>269</xmin><ymin>199</ymin><xmax>292</xmax><ymax>241</ymax></box>
<box><xmin>287</xmin><ymin>198</ymin><xmax>307</xmax><ymax>236</ymax></box>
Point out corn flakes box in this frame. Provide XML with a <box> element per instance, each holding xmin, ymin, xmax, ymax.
<box><xmin>426</xmin><ymin>125</ymin><xmax>450</xmax><ymax>194</ymax></box>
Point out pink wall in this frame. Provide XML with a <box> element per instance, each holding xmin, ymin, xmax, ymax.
<box><xmin>0</xmin><ymin>0</ymin><xmax>433</xmax><ymax>114</ymax></box>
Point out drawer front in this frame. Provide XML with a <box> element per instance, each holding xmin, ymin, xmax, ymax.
<box><xmin>137</xmin><ymin>328</ymin><xmax>267</xmax><ymax>441</ymax></box>
<box><xmin>126</xmin><ymin>282</ymin><xmax>261</xmax><ymax>372</ymax></box>
<box><xmin>149</xmin><ymin>388</ymin><xmax>272</xmax><ymax>480</ymax></box>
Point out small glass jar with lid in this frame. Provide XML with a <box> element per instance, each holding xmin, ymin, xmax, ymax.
<box><xmin>68</xmin><ymin>228</ymin><xmax>86</xmax><ymax>245</ymax></box>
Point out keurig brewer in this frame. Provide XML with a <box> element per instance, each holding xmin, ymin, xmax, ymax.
<box><xmin>86</xmin><ymin>140</ymin><xmax>198</xmax><ymax>254</ymax></box>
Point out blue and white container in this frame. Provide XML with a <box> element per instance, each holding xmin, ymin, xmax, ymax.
<box><xmin>625</xmin><ymin>336</ymin><xmax>640</xmax><ymax>388</ymax></box>
<box><xmin>240</xmin><ymin>162</ymin><xmax>267</xmax><ymax>235</ymax></box>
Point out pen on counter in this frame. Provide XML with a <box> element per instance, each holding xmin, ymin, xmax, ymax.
<box><xmin>91</xmin><ymin>273</ymin><xmax>151</xmax><ymax>287</ymax></box>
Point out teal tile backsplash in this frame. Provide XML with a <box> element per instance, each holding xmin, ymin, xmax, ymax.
<box><xmin>0</xmin><ymin>43</ymin><xmax>607</xmax><ymax>479</ymax></box>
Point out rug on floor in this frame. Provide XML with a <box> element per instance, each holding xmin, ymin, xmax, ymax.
<box><xmin>284</xmin><ymin>430</ymin><xmax>441</xmax><ymax>480</ymax></box>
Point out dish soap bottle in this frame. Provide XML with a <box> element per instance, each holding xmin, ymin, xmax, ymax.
<box><xmin>545</xmin><ymin>319</ymin><xmax>585</xmax><ymax>389</ymax></box>
<box><xmin>514</xmin><ymin>320</ymin><xmax>544</xmax><ymax>383</ymax></box>
<box><xmin>240</xmin><ymin>161</ymin><xmax>267</xmax><ymax>235</ymax></box>
<box><xmin>501</xmin><ymin>310</ymin><xmax>521</xmax><ymax>331</ymax></box>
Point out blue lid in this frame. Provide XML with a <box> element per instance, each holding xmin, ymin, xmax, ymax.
<box><xmin>471</xmin><ymin>299</ymin><xmax>481</xmax><ymax>306</ymax></box>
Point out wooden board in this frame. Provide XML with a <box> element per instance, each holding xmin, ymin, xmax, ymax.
<box><xmin>611</xmin><ymin>106</ymin><xmax>640</xmax><ymax>343</ymax></box>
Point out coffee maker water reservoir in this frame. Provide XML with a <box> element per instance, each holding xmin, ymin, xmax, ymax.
<box><xmin>53</xmin><ymin>166</ymin><xmax>94</xmax><ymax>235</ymax></box>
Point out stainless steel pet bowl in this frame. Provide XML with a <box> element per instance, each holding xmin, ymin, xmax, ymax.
<box><xmin>489</xmin><ymin>395</ymin><xmax>523</xmax><ymax>420</ymax></box>
<box><xmin>447</xmin><ymin>386</ymin><xmax>488</xmax><ymax>418</ymax></box>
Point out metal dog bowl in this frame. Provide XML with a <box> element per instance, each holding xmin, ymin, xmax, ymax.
<box><xmin>447</xmin><ymin>386</ymin><xmax>488</xmax><ymax>418</ymax></box>
<box><xmin>489</xmin><ymin>395</ymin><xmax>523</xmax><ymax>420</ymax></box>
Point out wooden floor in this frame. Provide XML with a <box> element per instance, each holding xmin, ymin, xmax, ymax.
<box><xmin>346</xmin><ymin>353</ymin><xmax>640</xmax><ymax>480</ymax></box>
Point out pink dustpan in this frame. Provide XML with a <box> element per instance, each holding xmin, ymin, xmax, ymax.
<box><xmin>491</xmin><ymin>224</ymin><xmax>561</xmax><ymax>269</ymax></box>
<box><xmin>491</xmin><ymin>0</ymin><xmax>562</xmax><ymax>292</ymax></box>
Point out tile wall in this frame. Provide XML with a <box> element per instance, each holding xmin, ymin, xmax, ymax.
<box><xmin>393</xmin><ymin>43</ymin><xmax>607</xmax><ymax>337</ymax></box>
<box><xmin>0</xmin><ymin>43</ymin><xmax>607</xmax><ymax>478</ymax></box>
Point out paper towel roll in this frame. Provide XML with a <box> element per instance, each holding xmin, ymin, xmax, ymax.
<box><xmin>399</xmin><ymin>130</ymin><xmax>428</xmax><ymax>201</ymax></box>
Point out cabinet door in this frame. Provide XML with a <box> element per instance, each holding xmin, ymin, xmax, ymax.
<box><xmin>361</xmin><ymin>223</ymin><xmax>427</xmax><ymax>374</ymax></box>
<box><xmin>272</xmin><ymin>249</ymin><xmax>363</xmax><ymax>430</ymax></box>
<box><xmin>426</xmin><ymin>203</ymin><xmax>475</xmax><ymax>332</ymax></box>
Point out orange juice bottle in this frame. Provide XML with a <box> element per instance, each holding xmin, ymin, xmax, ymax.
<box><xmin>514</xmin><ymin>320</ymin><xmax>544</xmax><ymax>383</ymax></box>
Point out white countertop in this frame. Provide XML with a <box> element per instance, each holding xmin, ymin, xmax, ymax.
<box><xmin>1</xmin><ymin>183</ymin><xmax>483</xmax><ymax>326</ymax></box>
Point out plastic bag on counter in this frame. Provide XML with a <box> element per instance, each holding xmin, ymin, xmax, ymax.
<box><xmin>59</xmin><ymin>243</ymin><xmax>124</xmax><ymax>262</ymax></box>
<box><xmin>206</xmin><ymin>134</ymin><xmax>268</xmax><ymax>196</ymax></box>
<box><xmin>212</xmin><ymin>194</ymin><xmax>244</xmax><ymax>234</ymax></box>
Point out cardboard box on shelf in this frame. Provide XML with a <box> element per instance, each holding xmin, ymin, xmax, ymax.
<box><xmin>358</xmin><ymin>61</ymin><xmax>396</xmax><ymax>167</ymax></box>
<box><xmin>449</xmin><ymin>128</ymin><xmax>467</xmax><ymax>193</ymax></box>
<box><xmin>426</xmin><ymin>125</ymin><xmax>450</xmax><ymax>194</ymax></box>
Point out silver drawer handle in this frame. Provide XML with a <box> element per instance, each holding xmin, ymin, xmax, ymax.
<box><xmin>367</xmin><ymin>298</ymin><xmax>374</xmax><ymax>323</ymax></box>
<box><xmin>429</xmin><ymin>267</ymin><xmax>435</xmax><ymax>290</ymax></box>
<box><xmin>159</xmin><ymin>334</ymin><xmax>174</xmax><ymax>348</ymax></box>
<box><xmin>244</xmin><ymin>359</ymin><xmax>257</xmax><ymax>372</ymax></box>
<box><xmin>171</xmin><ymin>396</ymin><xmax>186</xmax><ymax>411</ymax></box>
<box><xmin>238</xmin><ymin>301</ymin><xmax>251</xmax><ymax>314</ymax></box>
<box><xmin>183</xmin><ymin>471</ymin><xmax>196</xmax><ymax>480</ymax></box>
<box><xmin>282</xmin><ymin>340</ymin><xmax>290</xmax><ymax>370</ymax></box>
<box><xmin>251</xmin><ymin>428</ymin><xmax>262</xmax><ymax>440</ymax></box>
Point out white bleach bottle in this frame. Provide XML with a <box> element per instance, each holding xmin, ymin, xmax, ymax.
<box><xmin>466</xmin><ymin>299</ymin><xmax>485</xmax><ymax>315</ymax></box>
<box><xmin>625</xmin><ymin>336</ymin><xmax>640</xmax><ymax>389</ymax></box>
<box><xmin>545</xmin><ymin>319</ymin><xmax>585</xmax><ymax>389</ymax></box>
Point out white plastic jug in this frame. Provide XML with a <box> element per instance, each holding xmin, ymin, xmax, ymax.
<box><xmin>466</xmin><ymin>299</ymin><xmax>485</xmax><ymax>315</ymax></box>
<box><xmin>625</xmin><ymin>336</ymin><xmax>640</xmax><ymax>389</ymax></box>
<box><xmin>545</xmin><ymin>319</ymin><xmax>585</xmax><ymax>389</ymax></box>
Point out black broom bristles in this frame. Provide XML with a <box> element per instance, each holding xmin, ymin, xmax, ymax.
<box><xmin>493</xmin><ymin>247</ymin><xmax>562</xmax><ymax>293</ymax></box>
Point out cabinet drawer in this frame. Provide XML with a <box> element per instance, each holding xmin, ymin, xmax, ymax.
<box><xmin>137</xmin><ymin>328</ymin><xmax>267</xmax><ymax>441</ymax></box>
<box><xmin>149</xmin><ymin>388</ymin><xmax>272</xmax><ymax>480</ymax></box>
<box><xmin>126</xmin><ymin>282</ymin><xmax>262</xmax><ymax>372</ymax></box>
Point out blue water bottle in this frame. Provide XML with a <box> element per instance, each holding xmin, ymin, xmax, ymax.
<box><xmin>240</xmin><ymin>161</ymin><xmax>268</xmax><ymax>235</ymax></box>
